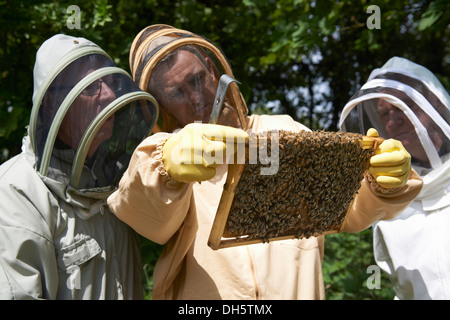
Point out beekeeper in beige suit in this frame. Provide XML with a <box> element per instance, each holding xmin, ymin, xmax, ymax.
<box><xmin>108</xmin><ymin>25</ymin><xmax>423</xmax><ymax>299</ymax></box>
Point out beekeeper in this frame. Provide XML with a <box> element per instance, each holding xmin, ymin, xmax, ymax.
<box><xmin>0</xmin><ymin>34</ymin><xmax>159</xmax><ymax>299</ymax></box>
<box><xmin>108</xmin><ymin>25</ymin><xmax>423</xmax><ymax>299</ymax></box>
<box><xmin>340</xmin><ymin>57</ymin><xmax>450</xmax><ymax>299</ymax></box>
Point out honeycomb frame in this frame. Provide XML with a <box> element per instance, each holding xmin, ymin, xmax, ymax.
<box><xmin>208</xmin><ymin>130</ymin><xmax>383</xmax><ymax>250</ymax></box>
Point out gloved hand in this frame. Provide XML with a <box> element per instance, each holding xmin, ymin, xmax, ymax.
<box><xmin>162</xmin><ymin>123</ymin><xmax>248</xmax><ymax>183</ymax></box>
<box><xmin>367</xmin><ymin>128</ymin><xmax>411</xmax><ymax>189</ymax></box>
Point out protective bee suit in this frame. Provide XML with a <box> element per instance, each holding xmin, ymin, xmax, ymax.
<box><xmin>108</xmin><ymin>26</ymin><xmax>422</xmax><ymax>299</ymax></box>
<box><xmin>339</xmin><ymin>57</ymin><xmax>450</xmax><ymax>299</ymax></box>
<box><xmin>0</xmin><ymin>34</ymin><xmax>158</xmax><ymax>299</ymax></box>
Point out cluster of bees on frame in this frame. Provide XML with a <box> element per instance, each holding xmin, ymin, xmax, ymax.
<box><xmin>223</xmin><ymin>130</ymin><xmax>375</xmax><ymax>242</ymax></box>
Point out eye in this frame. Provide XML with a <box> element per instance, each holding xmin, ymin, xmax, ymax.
<box><xmin>393</xmin><ymin>108</ymin><xmax>403</xmax><ymax>115</ymax></box>
<box><xmin>169</xmin><ymin>88</ymin><xmax>184</xmax><ymax>100</ymax></box>
<box><xmin>190</xmin><ymin>72</ymin><xmax>205</xmax><ymax>86</ymax></box>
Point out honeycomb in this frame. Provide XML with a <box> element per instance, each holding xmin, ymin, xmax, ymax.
<box><xmin>220</xmin><ymin>130</ymin><xmax>376</xmax><ymax>243</ymax></box>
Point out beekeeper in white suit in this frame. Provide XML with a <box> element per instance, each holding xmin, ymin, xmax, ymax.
<box><xmin>0</xmin><ymin>34</ymin><xmax>158</xmax><ymax>299</ymax></box>
<box><xmin>340</xmin><ymin>56</ymin><xmax>450</xmax><ymax>299</ymax></box>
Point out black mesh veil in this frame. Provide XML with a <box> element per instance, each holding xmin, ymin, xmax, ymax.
<box><xmin>340</xmin><ymin>58</ymin><xmax>449</xmax><ymax>171</ymax></box>
<box><xmin>130</xmin><ymin>25</ymin><xmax>248</xmax><ymax>133</ymax></box>
<box><xmin>30</xmin><ymin>35</ymin><xmax>158</xmax><ymax>191</ymax></box>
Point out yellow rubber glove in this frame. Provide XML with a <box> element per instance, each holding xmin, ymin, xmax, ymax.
<box><xmin>367</xmin><ymin>128</ymin><xmax>411</xmax><ymax>189</ymax></box>
<box><xmin>162</xmin><ymin>123</ymin><xmax>248</xmax><ymax>183</ymax></box>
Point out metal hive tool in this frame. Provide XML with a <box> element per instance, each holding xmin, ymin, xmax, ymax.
<box><xmin>208</xmin><ymin>130</ymin><xmax>384</xmax><ymax>250</ymax></box>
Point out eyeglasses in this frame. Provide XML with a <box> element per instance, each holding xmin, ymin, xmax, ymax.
<box><xmin>81</xmin><ymin>76</ymin><xmax>125</xmax><ymax>96</ymax></box>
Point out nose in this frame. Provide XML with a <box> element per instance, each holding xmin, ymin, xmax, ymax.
<box><xmin>98</xmin><ymin>80</ymin><xmax>115</xmax><ymax>105</ymax></box>
<box><xmin>189</xmin><ymin>89</ymin><xmax>204</xmax><ymax>112</ymax></box>
<box><xmin>386</xmin><ymin>108</ymin><xmax>405</xmax><ymax>129</ymax></box>
<box><xmin>91</xmin><ymin>81</ymin><xmax>116</xmax><ymax>119</ymax></box>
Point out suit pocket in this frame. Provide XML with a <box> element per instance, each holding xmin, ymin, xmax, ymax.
<box><xmin>56</xmin><ymin>236</ymin><xmax>102</xmax><ymax>271</ymax></box>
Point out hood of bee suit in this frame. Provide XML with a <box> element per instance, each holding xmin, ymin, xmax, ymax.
<box><xmin>339</xmin><ymin>57</ymin><xmax>449</xmax><ymax>210</ymax></box>
<box><xmin>29</xmin><ymin>34</ymin><xmax>159</xmax><ymax>200</ymax></box>
<box><xmin>129</xmin><ymin>24</ymin><xmax>248</xmax><ymax>133</ymax></box>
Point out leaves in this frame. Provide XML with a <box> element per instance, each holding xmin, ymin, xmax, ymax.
<box><xmin>92</xmin><ymin>0</ymin><xmax>114</xmax><ymax>28</ymax></box>
<box><xmin>418</xmin><ymin>0</ymin><xmax>450</xmax><ymax>31</ymax></box>
<box><xmin>140</xmin><ymin>237</ymin><xmax>164</xmax><ymax>299</ymax></box>
<box><xmin>322</xmin><ymin>229</ymin><xmax>395</xmax><ymax>299</ymax></box>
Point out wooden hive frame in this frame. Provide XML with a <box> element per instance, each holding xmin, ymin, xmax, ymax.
<box><xmin>208</xmin><ymin>131</ymin><xmax>384</xmax><ymax>250</ymax></box>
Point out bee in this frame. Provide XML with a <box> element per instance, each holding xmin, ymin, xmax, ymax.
<box><xmin>221</xmin><ymin>129</ymin><xmax>374</xmax><ymax>244</ymax></box>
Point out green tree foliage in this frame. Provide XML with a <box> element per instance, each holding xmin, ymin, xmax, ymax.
<box><xmin>1</xmin><ymin>0</ymin><xmax>448</xmax><ymax>161</ymax></box>
<box><xmin>323</xmin><ymin>229</ymin><xmax>395</xmax><ymax>299</ymax></box>
<box><xmin>1</xmin><ymin>0</ymin><xmax>448</xmax><ymax>299</ymax></box>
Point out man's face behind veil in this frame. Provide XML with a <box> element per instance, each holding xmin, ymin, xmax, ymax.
<box><xmin>58</xmin><ymin>73</ymin><xmax>117</xmax><ymax>158</ymax></box>
<box><xmin>150</xmin><ymin>49</ymin><xmax>218</xmax><ymax>127</ymax></box>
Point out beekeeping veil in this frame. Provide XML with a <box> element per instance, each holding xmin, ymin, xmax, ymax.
<box><xmin>130</xmin><ymin>24</ymin><xmax>248</xmax><ymax>133</ymax></box>
<box><xmin>340</xmin><ymin>57</ymin><xmax>449</xmax><ymax>172</ymax></box>
<box><xmin>340</xmin><ymin>57</ymin><xmax>449</xmax><ymax>211</ymax></box>
<box><xmin>29</xmin><ymin>34</ymin><xmax>158</xmax><ymax>192</ymax></box>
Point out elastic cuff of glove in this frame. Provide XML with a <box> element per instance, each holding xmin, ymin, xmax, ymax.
<box><xmin>158</xmin><ymin>137</ymin><xmax>188</xmax><ymax>186</ymax></box>
<box><xmin>156</xmin><ymin>138</ymin><xmax>174</xmax><ymax>178</ymax></box>
<box><xmin>366</xmin><ymin>172</ymin><xmax>402</xmax><ymax>194</ymax></box>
